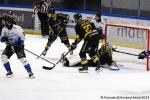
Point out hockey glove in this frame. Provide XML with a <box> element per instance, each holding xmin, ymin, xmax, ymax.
<box><xmin>15</xmin><ymin>38</ymin><xmax>24</xmax><ymax>46</ymax></box>
<box><xmin>112</xmin><ymin>48</ymin><xmax>117</xmax><ymax>51</ymax></box>
<box><xmin>71</xmin><ymin>42</ymin><xmax>77</xmax><ymax>50</ymax></box>
<box><xmin>138</xmin><ymin>51</ymin><xmax>147</xmax><ymax>59</ymax></box>
<box><xmin>0</xmin><ymin>36</ymin><xmax>8</xmax><ymax>43</ymax></box>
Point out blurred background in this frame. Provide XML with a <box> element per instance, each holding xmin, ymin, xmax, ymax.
<box><xmin>0</xmin><ymin>0</ymin><xmax>150</xmax><ymax>17</ymax></box>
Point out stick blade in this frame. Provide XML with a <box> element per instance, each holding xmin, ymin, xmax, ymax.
<box><xmin>42</xmin><ymin>66</ymin><xmax>54</xmax><ymax>70</ymax></box>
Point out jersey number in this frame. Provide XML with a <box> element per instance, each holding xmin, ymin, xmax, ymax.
<box><xmin>83</xmin><ymin>24</ymin><xmax>92</xmax><ymax>33</ymax></box>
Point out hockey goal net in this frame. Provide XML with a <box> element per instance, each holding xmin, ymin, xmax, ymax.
<box><xmin>104</xmin><ymin>24</ymin><xmax>150</xmax><ymax>71</ymax></box>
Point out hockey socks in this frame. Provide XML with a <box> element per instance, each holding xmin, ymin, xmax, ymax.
<box><xmin>24</xmin><ymin>64</ymin><xmax>35</xmax><ymax>78</ymax></box>
<box><xmin>24</xmin><ymin>64</ymin><xmax>32</xmax><ymax>73</ymax></box>
<box><xmin>4</xmin><ymin>62</ymin><xmax>12</xmax><ymax>72</ymax></box>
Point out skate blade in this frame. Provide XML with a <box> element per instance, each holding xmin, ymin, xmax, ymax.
<box><xmin>6</xmin><ymin>75</ymin><xmax>14</xmax><ymax>78</ymax></box>
<box><xmin>96</xmin><ymin>68</ymin><xmax>103</xmax><ymax>73</ymax></box>
<box><xmin>78</xmin><ymin>70</ymin><xmax>88</xmax><ymax>73</ymax></box>
<box><xmin>29</xmin><ymin>75</ymin><xmax>35</xmax><ymax>79</ymax></box>
<box><xmin>108</xmin><ymin>68</ymin><xmax>120</xmax><ymax>71</ymax></box>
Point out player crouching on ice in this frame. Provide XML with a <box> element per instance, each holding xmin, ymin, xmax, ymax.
<box><xmin>62</xmin><ymin>43</ymin><xmax>119</xmax><ymax>72</ymax></box>
<box><xmin>0</xmin><ymin>17</ymin><xmax>35</xmax><ymax>78</ymax></box>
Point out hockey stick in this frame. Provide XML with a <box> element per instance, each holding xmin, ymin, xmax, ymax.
<box><xmin>24</xmin><ymin>49</ymin><xmax>55</xmax><ymax>66</ymax></box>
<box><xmin>36</xmin><ymin>50</ymin><xmax>46</xmax><ymax>59</ymax></box>
<box><xmin>113</xmin><ymin>49</ymin><xmax>139</xmax><ymax>56</ymax></box>
<box><xmin>113</xmin><ymin>49</ymin><xmax>150</xmax><ymax>59</ymax></box>
<box><xmin>42</xmin><ymin>50</ymin><xmax>71</xmax><ymax>70</ymax></box>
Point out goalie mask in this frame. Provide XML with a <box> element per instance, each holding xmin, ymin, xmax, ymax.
<box><xmin>101</xmin><ymin>43</ymin><xmax>112</xmax><ymax>52</ymax></box>
<box><xmin>74</xmin><ymin>13</ymin><xmax>82</xmax><ymax>23</ymax></box>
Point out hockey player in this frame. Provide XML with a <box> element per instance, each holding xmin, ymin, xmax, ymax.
<box><xmin>0</xmin><ymin>17</ymin><xmax>34</xmax><ymax>78</ymax></box>
<box><xmin>41</xmin><ymin>9</ymin><xmax>72</xmax><ymax>56</ymax></box>
<box><xmin>90</xmin><ymin>11</ymin><xmax>104</xmax><ymax>40</ymax></box>
<box><xmin>62</xmin><ymin>43</ymin><xmax>119</xmax><ymax>70</ymax></box>
<box><xmin>70</xmin><ymin>13</ymin><xmax>101</xmax><ymax>73</ymax></box>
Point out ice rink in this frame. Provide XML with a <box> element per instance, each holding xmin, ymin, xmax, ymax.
<box><xmin>0</xmin><ymin>34</ymin><xmax>150</xmax><ymax>100</ymax></box>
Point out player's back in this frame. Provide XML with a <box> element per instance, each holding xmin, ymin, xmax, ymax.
<box><xmin>75</xmin><ymin>19</ymin><xmax>97</xmax><ymax>39</ymax></box>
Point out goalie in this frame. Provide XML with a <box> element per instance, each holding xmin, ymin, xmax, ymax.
<box><xmin>62</xmin><ymin>43</ymin><xmax>119</xmax><ymax>71</ymax></box>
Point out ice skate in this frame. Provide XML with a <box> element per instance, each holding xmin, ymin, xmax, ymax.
<box><xmin>108</xmin><ymin>64</ymin><xmax>120</xmax><ymax>71</ymax></box>
<box><xmin>42</xmin><ymin>50</ymin><xmax>47</xmax><ymax>56</ymax></box>
<box><xmin>95</xmin><ymin>65</ymin><xmax>103</xmax><ymax>72</ymax></box>
<box><xmin>29</xmin><ymin>72</ymin><xmax>35</xmax><ymax>79</ymax></box>
<box><xmin>6</xmin><ymin>71</ymin><xmax>13</xmax><ymax>78</ymax></box>
<box><xmin>78</xmin><ymin>66</ymin><xmax>88</xmax><ymax>73</ymax></box>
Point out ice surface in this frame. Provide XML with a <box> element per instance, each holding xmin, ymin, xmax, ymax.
<box><xmin>0</xmin><ymin>35</ymin><xmax>150</xmax><ymax>100</ymax></box>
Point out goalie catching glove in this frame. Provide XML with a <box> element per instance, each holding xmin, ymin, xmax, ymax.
<box><xmin>138</xmin><ymin>51</ymin><xmax>148</xmax><ymax>59</ymax></box>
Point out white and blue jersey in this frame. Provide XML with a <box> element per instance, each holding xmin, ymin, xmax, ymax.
<box><xmin>90</xmin><ymin>17</ymin><xmax>105</xmax><ymax>39</ymax></box>
<box><xmin>1</xmin><ymin>24</ymin><xmax>25</xmax><ymax>46</ymax></box>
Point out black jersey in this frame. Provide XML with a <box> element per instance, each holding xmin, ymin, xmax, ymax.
<box><xmin>74</xmin><ymin>19</ymin><xmax>97</xmax><ymax>42</ymax></box>
<box><xmin>48</xmin><ymin>13</ymin><xmax>69</xmax><ymax>34</ymax></box>
<box><xmin>97</xmin><ymin>49</ymin><xmax>113</xmax><ymax>66</ymax></box>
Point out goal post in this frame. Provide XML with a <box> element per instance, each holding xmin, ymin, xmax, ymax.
<box><xmin>104</xmin><ymin>24</ymin><xmax>150</xmax><ymax>71</ymax></box>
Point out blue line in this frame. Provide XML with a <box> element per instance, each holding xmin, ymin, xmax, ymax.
<box><xmin>55</xmin><ymin>8</ymin><xmax>96</xmax><ymax>14</ymax></box>
<box><xmin>0</xmin><ymin>4</ymin><xmax>150</xmax><ymax>21</ymax></box>
<box><xmin>0</xmin><ymin>4</ymin><xmax>33</xmax><ymax>9</ymax></box>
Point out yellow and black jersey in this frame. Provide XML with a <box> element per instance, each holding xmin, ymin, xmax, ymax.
<box><xmin>48</xmin><ymin>13</ymin><xmax>69</xmax><ymax>33</ymax></box>
<box><xmin>97</xmin><ymin>49</ymin><xmax>113</xmax><ymax>65</ymax></box>
<box><xmin>75</xmin><ymin>19</ymin><xmax>97</xmax><ymax>42</ymax></box>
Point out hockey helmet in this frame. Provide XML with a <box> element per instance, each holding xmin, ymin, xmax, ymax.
<box><xmin>74</xmin><ymin>13</ymin><xmax>82</xmax><ymax>22</ymax></box>
<box><xmin>1</xmin><ymin>16</ymin><xmax>13</xmax><ymax>29</ymax></box>
<box><xmin>1</xmin><ymin>16</ymin><xmax>13</xmax><ymax>24</ymax></box>
<box><xmin>101</xmin><ymin>43</ymin><xmax>112</xmax><ymax>52</ymax></box>
<box><xmin>95</xmin><ymin>11</ymin><xmax>101</xmax><ymax>22</ymax></box>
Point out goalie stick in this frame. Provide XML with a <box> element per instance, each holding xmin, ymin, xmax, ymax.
<box><xmin>42</xmin><ymin>50</ymin><xmax>71</xmax><ymax>70</ymax></box>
